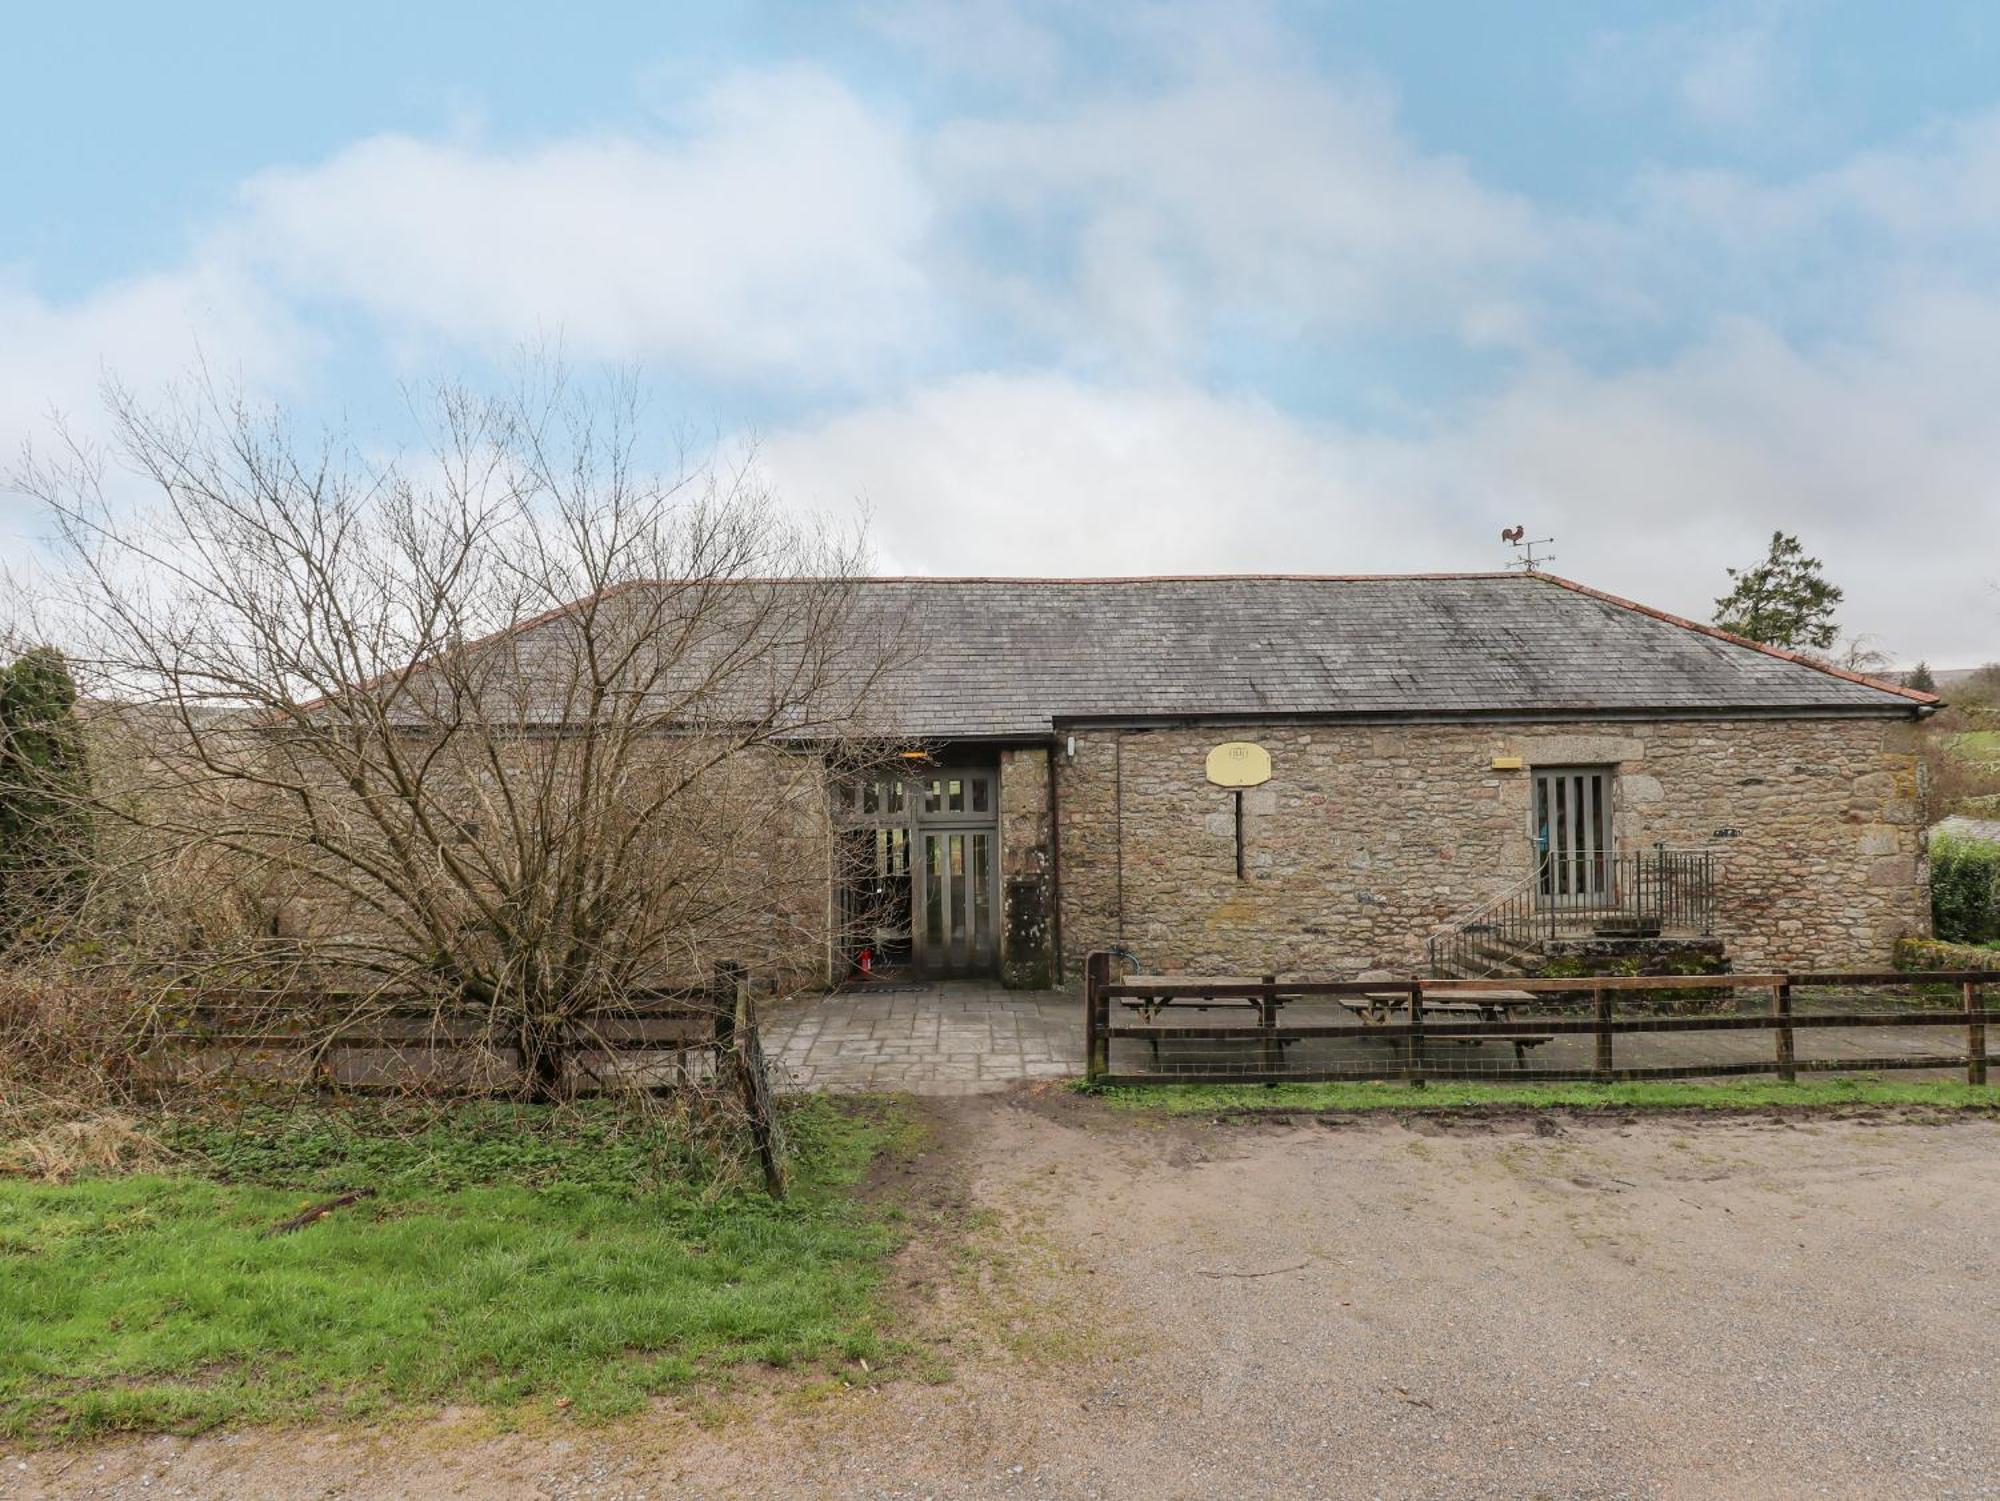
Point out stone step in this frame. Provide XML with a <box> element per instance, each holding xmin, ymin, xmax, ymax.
<box><xmin>1464</xmin><ymin>945</ymin><xmax>1539</xmax><ymax>973</ymax></box>
<box><xmin>1434</xmin><ymin>954</ymin><xmax>1521</xmax><ymax>981</ymax></box>
<box><xmin>1468</xmin><ymin>936</ymin><xmax>1541</xmax><ymax>960</ymax></box>
<box><xmin>1592</xmin><ymin>917</ymin><xmax>1665</xmax><ymax>939</ymax></box>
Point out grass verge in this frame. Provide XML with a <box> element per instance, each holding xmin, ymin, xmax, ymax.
<box><xmin>1089</xmin><ymin>1076</ymin><xmax>2000</xmax><ymax>1116</ymax></box>
<box><xmin>1953</xmin><ymin>728</ymin><xmax>2000</xmax><ymax>766</ymax></box>
<box><xmin>0</xmin><ymin>1097</ymin><xmax>913</xmax><ymax>1441</ymax></box>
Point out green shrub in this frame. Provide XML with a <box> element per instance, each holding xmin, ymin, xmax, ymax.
<box><xmin>0</xmin><ymin>647</ymin><xmax>92</xmax><ymax>947</ymax></box>
<box><xmin>1932</xmin><ymin>834</ymin><xmax>2000</xmax><ymax>945</ymax></box>
<box><xmin>1894</xmin><ymin>935</ymin><xmax>2000</xmax><ymax>971</ymax></box>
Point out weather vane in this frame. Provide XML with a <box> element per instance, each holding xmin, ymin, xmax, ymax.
<box><xmin>1501</xmin><ymin>525</ymin><xmax>1555</xmax><ymax>572</ymax></box>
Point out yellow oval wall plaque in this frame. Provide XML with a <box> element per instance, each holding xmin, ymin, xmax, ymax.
<box><xmin>1205</xmin><ymin>741</ymin><xmax>1273</xmax><ymax>788</ymax></box>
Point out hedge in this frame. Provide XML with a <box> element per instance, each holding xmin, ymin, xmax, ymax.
<box><xmin>1932</xmin><ymin>834</ymin><xmax>2000</xmax><ymax>946</ymax></box>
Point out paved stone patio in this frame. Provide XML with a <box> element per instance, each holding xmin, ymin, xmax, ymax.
<box><xmin>761</xmin><ymin>981</ymin><xmax>1084</xmax><ymax>1095</ymax></box>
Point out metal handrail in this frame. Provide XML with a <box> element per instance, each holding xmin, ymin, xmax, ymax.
<box><xmin>1427</xmin><ymin>857</ymin><xmax>1551</xmax><ymax>941</ymax></box>
<box><xmin>1427</xmin><ymin>849</ymin><xmax>1719</xmax><ymax>979</ymax></box>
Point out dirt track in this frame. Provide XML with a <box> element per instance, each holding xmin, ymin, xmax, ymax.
<box><xmin>11</xmin><ymin>1098</ymin><xmax>2000</xmax><ymax>1500</ymax></box>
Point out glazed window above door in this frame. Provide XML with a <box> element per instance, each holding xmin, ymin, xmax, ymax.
<box><xmin>836</xmin><ymin>775</ymin><xmax>908</xmax><ymax>825</ymax></box>
<box><xmin>922</xmin><ymin>773</ymin><xmax>992</xmax><ymax>819</ymax></box>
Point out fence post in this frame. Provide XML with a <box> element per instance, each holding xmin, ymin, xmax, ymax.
<box><xmin>1967</xmin><ymin>980</ymin><xmax>1988</xmax><ymax>1088</ymax></box>
<box><xmin>1084</xmin><ymin>950</ymin><xmax>1110</xmax><ymax>1083</ymax></box>
<box><xmin>1593</xmin><ymin>985</ymin><xmax>1613</xmax><ymax>1082</ymax></box>
<box><xmin>1406</xmin><ymin>978</ymin><xmax>1426</xmax><ymax>1089</ymax></box>
<box><xmin>714</xmin><ymin>961</ymin><xmax>787</xmax><ymax>1199</ymax></box>
<box><xmin>712</xmin><ymin>959</ymin><xmax>743</xmax><ymax>1060</ymax></box>
<box><xmin>1772</xmin><ymin>977</ymin><xmax>1795</xmax><ymax>1084</ymax></box>
<box><xmin>1260</xmin><ymin>972</ymin><xmax>1279</xmax><ymax>1086</ymax></box>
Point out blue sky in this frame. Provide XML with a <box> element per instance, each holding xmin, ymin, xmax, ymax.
<box><xmin>4</xmin><ymin>1</ymin><xmax>1999</xmax><ymax>662</ymax></box>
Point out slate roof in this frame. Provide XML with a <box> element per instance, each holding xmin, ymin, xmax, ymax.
<box><xmin>416</xmin><ymin>571</ymin><xmax>1931</xmax><ymax>740</ymax></box>
<box><xmin>835</xmin><ymin>572</ymin><xmax>1933</xmax><ymax>738</ymax></box>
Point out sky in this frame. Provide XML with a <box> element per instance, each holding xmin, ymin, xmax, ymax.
<box><xmin>4</xmin><ymin>1</ymin><xmax>1999</xmax><ymax>666</ymax></box>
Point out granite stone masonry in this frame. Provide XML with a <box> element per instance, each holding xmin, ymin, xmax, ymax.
<box><xmin>997</xmin><ymin>747</ymin><xmax>1055</xmax><ymax>987</ymax></box>
<box><xmin>1055</xmin><ymin>717</ymin><xmax>1928</xmax><ymax>977</ymax></box>
<box><xmin>318</xmin><ymin>572</ymin><xmax>1938</xmax><ymax>995</ymax></box>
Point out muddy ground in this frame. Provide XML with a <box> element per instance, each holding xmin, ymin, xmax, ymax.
<box><xmin>9</xmin><ymin>1097</ymin><xmax>2000</xmax><ymax>1500</ymax></box>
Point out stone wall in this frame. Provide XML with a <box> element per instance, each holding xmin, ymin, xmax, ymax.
<box><xmin>1537</xmin><ymin>936</ymin><xmax>1731</xmax><ymax>976</ymax></box>
<box><xmin>1535</xmin><ymin>937</ymin><xmax>1733</xmax><ymax>1011</ymax></box>
<box><xmin>282</xmin><ymin>739</ymin><xmax>837</xmax><ymax>993</ymax></box>
<box><xmin>1053</xmin><ymin>717</ymin><xmax>1929</xmax><ymax>978</ymax></box>
<box><xmin>997</xmin><ymin>747</ymin><xmax>1054</xmax><ymax>987</ymax></box>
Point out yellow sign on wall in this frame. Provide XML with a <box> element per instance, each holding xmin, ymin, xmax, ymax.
<box><xmin>1205</xmin><ymin>741</ymin><xmax>1273</xmax><ymax>788</ymax></box>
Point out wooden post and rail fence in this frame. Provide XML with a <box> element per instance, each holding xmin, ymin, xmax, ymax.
<box><xmin>126</xmin><ymin>962</ymin><xmax>790</xmax><ymax>1189</ymax></box>
<box><xmin>1084</xmin><ymin>955</ymin><xmax>2000</xmax><ymax>1088</ymax></box>
<box><xmin>119</xmin><ymin>960</ymin><xmax>790</xmax><ymax>1194</ymax></box>
<box><xmin>137</xmin><ymin>978</ymin><xmax>728</xmax><ymax>1069</ymax></box>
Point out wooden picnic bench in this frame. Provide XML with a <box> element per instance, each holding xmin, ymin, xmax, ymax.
<box><xmin>1117</xmin><ymin>975</ymin><xmax>1294</xmax><ymax>1070</ymax></box>
<box><xmin>1349</xmin><ymin>987</ymin><xmax>1556</xmax><ymax>1069</ymax></box>
<box><xmin>1113</xmin><ymin>977</ymin><xmax>1556</xmax><ymax>1072</ymax></box>
<box><xmin>1116</xmin><ymin>975</ymin><xmax>1281</xmax><ymax>1021</ymax></box>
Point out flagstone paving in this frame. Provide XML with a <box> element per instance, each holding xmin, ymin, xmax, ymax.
<box><xmin>761</xmin><ymin>981</ymin><xmax>1084</xmax><ymax>1095</ymax></box>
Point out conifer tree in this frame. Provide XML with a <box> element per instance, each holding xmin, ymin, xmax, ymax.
<box><xmin>0</xmin><ymin>646</ymin><xmax>92</xmax><ymax>944</ymax></box>
<box><xmin>1713</xmin><ymin>532</ymin><xmax>1843</xmax><ymax>651</ymax></box>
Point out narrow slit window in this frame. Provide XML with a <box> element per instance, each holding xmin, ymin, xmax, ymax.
<box><xmin>1533</xmin><ymin>766</ymin><xmax>1613</xmax><ymax>907</ymax></box>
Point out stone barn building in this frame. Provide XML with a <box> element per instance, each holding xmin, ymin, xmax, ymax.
<box><xmin>826</xmin><ymin>572</ymin><xmax>1936</xmax><ymax>985</ymax></box>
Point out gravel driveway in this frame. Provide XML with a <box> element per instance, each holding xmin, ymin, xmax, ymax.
<box><xmin>13</xmin><ymin>1099</ymin><xmax>2000</xmax><ymax>1499</ymax></box>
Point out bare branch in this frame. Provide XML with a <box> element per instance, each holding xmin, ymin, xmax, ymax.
<box><xmin>9</xmin><ymin>363</ymin><xmax>914</xmax><ymax>1101</ymax></box>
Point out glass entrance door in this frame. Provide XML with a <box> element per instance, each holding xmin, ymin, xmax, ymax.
<box><xmin>918</xmin><ymin>827</ymin><xmax>996</xmax><ymax>975</ymax></box>
<box><xmin>838</xmin><ymin>763</ymin><xmax>1000</xmax><ymax>977</ymax></box>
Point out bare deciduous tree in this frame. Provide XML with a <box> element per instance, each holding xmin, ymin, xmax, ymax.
<box><xmin>13</xmin><ymin>367</ymin><xmax>909</xmax><ymax>1101</ymax></box>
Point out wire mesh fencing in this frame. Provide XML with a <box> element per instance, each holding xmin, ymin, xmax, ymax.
<box><xmin>1082</xmin><ymin>952</ymin><xmax>2000</xmax><ymax>1087</ymax></box>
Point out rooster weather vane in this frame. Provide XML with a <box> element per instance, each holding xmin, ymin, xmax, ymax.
<box><xmin>1501</xmin><ymin>525</ymin><xmax>1555</xmax><ymax>572</ymax></box>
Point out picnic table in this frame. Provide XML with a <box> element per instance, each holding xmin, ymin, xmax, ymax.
<box><xmin>1111</xmin><ymin>977</ymin><xmax>1556</xmax><ymax>1073</ymax></box>
<box><xmin>1350</xmin><ymin>986</ymin><xmax>1554</xmax><ymax>1068</ymax></box>
<box><xmin>1116</xmin><ymin>975</ymin><xmax>1280</xmax><ymax>1022</ymax></box>
<box><xmin>1117</xmin><ymin>975</ymin><xmax>1294</xmax><ymax>1070</ymax></box>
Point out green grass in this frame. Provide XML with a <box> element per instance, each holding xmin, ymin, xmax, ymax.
<box><xmin>0</xmin><ymin>1098</ymin><xmax>911</xmax><ymax>1441</ymax></box>
<box><xmin>1953</xmin><ymin>729</ymin><xmax>2000</xmax><ymax>766</ymax></box>
<box><xmin>1090</xmin><ymin>1076</ymin><xmax>2000</xmax><ymax>1116</ymax></box>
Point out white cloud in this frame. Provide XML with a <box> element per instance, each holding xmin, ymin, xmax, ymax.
<box><xmin>229</xmin><ymin>65</ymin><xmax>936</xmax><ymax>387</ymax></box>
<box><xmin>1676</xmin><ymin>18</ymin><xmax>1790</xmax><ymax>131</ymax></box>
<box><xmin>860</xmin><ymin>0</ymin><xmax>1069</xmax><ymax>94</ymax></box>
<box><xmin>0</xmin><ymin>261</ymin><xmax>308</xmax><ymax>556</ymax></box>
<box><xmin>0</xmin><ymin>263</ymin><xmax>300</xmax><ymax>431</ymax></box>
<box><xmin>6</xmin><ymin>7</ymin><xmax>2000</xmax><ymax>667</ymax></box>
<box><xmin>1382</xmin><ymin>305</ymin><xmax>2000</xmax><ymax>665</ymax></box>
<box><xmin>3</xmin><ymin>34</ymin><xmax>1544</xmax><ymax>411</ymax></box>
<box><xmin>934</xmin><ymin>65</ymin><xmax>1544</xmax><ymax>367</ymax></box>
<box><xmin>762</xmin><ymin>297</ymin><xmax>2000</xmax><ymax>665</ymax></box>
<box><xmin>1639</xmin><ymin>104</ymin><xmax>2000</xmax><ymax>248</ymax></box>
<box><xmin>759</xmin><ymin>372</ymin><xmax>1444</xmax><ymax>576</ymax></box>
<box><xmin>1579</xmin><ymin>5</ymin><xmax>1803</xmax><ymax>137</ymax></box>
